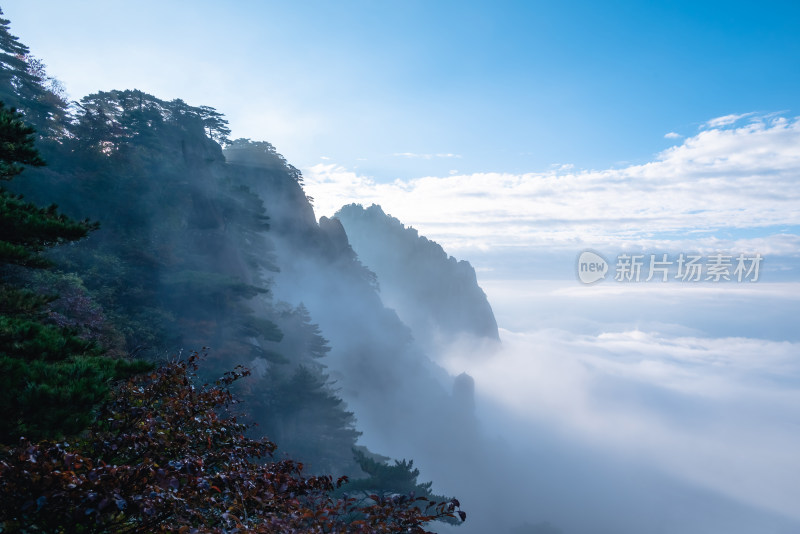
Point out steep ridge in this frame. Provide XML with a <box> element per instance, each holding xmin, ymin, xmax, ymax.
<box><xmin>335</xmin><ymin>203</ymin><xmax>499</xmax><ymax>351</ymax></box>
<box><xmin>223</xmin><ymin>142</ymin><xmax>478</xmax><ymax>461</ymax></box>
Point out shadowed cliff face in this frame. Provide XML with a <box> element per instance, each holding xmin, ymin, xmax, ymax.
<box><xmin>224</xmin><ymin>143</ymin><xmax>467</xmax><ymax>441</ymax></box>
<box><xmin>334</xmin><ymin>203</ymin><xmax>500</xmax><ymax>351</ymax></box>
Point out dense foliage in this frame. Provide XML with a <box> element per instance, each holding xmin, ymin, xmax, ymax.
<box><xmin>0</xmin><ymin>354</ymin><xmax>464</xmax><ymax>533</ymax></box>
<box><xmin>0</xmin><ymin>100</ymin><xmax>148</xmax><ymax>443</ymax></box>
<box><xmin>29</xmin><ymin>87</ymin><xmax>367</xmax><ymax>475</ymax></box>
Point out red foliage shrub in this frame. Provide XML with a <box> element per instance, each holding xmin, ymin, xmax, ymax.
<box><xmin>0</xmin><ymin>354</ymin><xmax>464</xmax><ymax>532</ymax></box>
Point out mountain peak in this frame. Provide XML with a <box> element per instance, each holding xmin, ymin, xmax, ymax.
<box><xmin>334</xmin><ymin>203</ymin><xmax>500</xmax><ymax>346</ymax></box>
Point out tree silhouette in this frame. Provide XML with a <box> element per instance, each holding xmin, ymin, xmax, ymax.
<box><xmin>0</xmin><ymin>9</ymin><xmax>67</xmax><ymax>136</ymax></box>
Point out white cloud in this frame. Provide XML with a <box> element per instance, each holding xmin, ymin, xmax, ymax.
<box><xmin>437</xmin><ymin>279</ymin><xmax>800</xmax><ymax>521</ymax></box>
<box><xmin>703</xmin><ymin>112</ymin><xmax>756</xmax><ymax>128</ymax></box>
<box><xmin>550</xmin><ymin>162</ymin><xmax>575</xmax><ymax>170</ymax></box>
<box><xmin>494</xmin><ymin>330</ymin><xmax>800</xmax><ymax>519</ymax></box>
<box><xmin>664</xmin><ymin>131</ymin><xmax>682</xmax><ymax>139</ymax></box>
<box><xmin>304</xmin><ymin>114</ymin><xmax>800</xmax><ymax>254</ymax></box>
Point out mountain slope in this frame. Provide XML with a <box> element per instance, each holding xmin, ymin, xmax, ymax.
<box><xmin>335</xmin><ymin>203</ymin><xmax>499</xmax><ymax>349</ymax></box>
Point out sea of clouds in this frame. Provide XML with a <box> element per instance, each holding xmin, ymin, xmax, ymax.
<box><xmin>304</xmin><ymin>113</ymin><xmax>800</xmax><ymax>532</ymax></box>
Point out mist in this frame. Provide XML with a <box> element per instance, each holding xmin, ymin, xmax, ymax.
<box><xmin>306</xmin><ymin>244</ymin><xmax>800</xmax><ymax>533</ymax></box>
<box><xmin>214</xmin><ymin>152</ymin><xmax>800</xmax><ymax>533</ymax></box>
<box><xmin>290</xmin><ymin>113</ymin><xmax>800</xmax><ymax>532</ymax></box>
<box><xmin>426</xmin><ymin>280</ymin><xmax>800</xmax><ymax>533</ymax></box>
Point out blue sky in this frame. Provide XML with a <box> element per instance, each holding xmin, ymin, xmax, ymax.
<box><xmin>5</xmin><ymin>0</ymin><xmax>800</xmax><ymax>274</ymax></box>
<box><xmin>3</xmin><ymin>0</ymin><xmax>800</xmax><ymax>180</ymax></box>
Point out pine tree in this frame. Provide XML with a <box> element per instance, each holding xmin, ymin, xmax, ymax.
<box><xmin>0</xmin><ymin>102</ymin><xmax>89</xmax><ymax>266</ymax></box>
<box><xmin>0</xmin><ymin>102</ymin><xmax>147</xmax><ymax>444</ymax></box>
<box><xmin>348</xmin><ymin>448</ymin><xmax>439</xmax><ymax>499</ymax></box>
<box><xmin>0</xmin><ymin>9</ymin><xmax>67</xmax><ymax>135</ymax></box>
<box><xmin>263</xmin><ymin>365</ymin><xmax>361</xmax><ymax>474</ymax></box>
<box><xmin>344</xmin><ymin>448</ymin><xmax>462</xmax><ymax>524</ymax></box>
